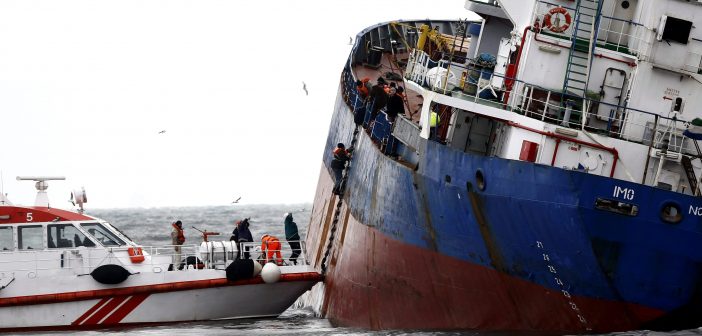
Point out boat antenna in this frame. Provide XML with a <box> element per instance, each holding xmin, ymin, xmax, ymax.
<box><xmin>0</xmin><ymin>171</ymin><xmax>4</xmax><ymax>205</ymax></box>
<box><xmin>16</xmin><ymin>176</ymin><xmax>66</xmax><ymax>208</ymax></box>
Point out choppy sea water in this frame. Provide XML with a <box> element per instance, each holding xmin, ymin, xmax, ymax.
<box><xmin>12</xmin><ymin>204</ymin><xmax>701</xmax><ymax>336</ymax></box>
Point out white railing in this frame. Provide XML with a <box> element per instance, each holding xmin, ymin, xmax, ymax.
<box><xmin>403</xmin><ymin>48</ymin><xmax>696</xmax><ymax>157</ymax></box>
<box><xmin>597</xmin><ymin>15</ymin><xmax>654</xmax><ymax>60</ymax></box>
<box><xmin>0</xmin><ymin>240</ymin><xmax>310</xmax><ymax>276</ymax></box>
<box><xmin>531</xmin><ymin>1</ymin><xmax>654</xmax><ymax>59</ymax></box>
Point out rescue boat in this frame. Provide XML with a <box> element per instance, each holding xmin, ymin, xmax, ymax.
<box><xmin>0</xmin><ymin>176</ymin><xmax>321</xmax><ymax>332</ymax></box>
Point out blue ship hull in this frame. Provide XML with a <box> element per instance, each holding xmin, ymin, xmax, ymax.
<box><xmin>305</xmin><ymin>71</ymin><xmax>702</xmax><ymax>332</ymax></box>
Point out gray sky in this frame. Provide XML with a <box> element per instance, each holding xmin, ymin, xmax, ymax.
<box><xmin>0</xmin><ymin>0</ymin><xmax>475</xmax><ymax>209</ymax></box>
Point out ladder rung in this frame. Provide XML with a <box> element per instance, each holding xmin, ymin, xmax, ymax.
<box><xmin>569</xmin><ymin>70</ymin><xmax>588</xmax><ymax>76</ymax></box>
<box><xmin>571</xmin><ymin>54</ymin><xmax>588</xmax><ymax>60</ymax></box>
<box><xmin>569</xmin><ymin>63</ymin><xmax>588</xmax><ymax>68</ymax></box>
<box><xmin>568</xmin><ymin>78</ymin><xmax>587</xmax><ymax>84</ymax></box>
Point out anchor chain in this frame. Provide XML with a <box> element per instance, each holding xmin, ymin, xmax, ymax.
<box><xmin>321</xmin><ymin>125</ymin><xmax>360</xmax><ymax>276</ymax></box>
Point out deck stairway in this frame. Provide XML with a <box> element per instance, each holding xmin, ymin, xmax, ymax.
<box><xmin>561</xmin><ymin>0</ymin><xmax>602</xmax><ymax>99</ymax></box>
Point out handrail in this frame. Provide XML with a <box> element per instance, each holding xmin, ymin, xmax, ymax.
<box><xmin>0</xmin><ymin>240</ymin><xmax>310</xmax><ymax>275</ymax></box>
<box><xmin>403</xmin><ymin>48</ymin><xmax>693</xmax><ymax>154</ymax></box>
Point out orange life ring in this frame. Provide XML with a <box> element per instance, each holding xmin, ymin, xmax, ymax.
<box><xmin>543</xmin><ymin>7</ymin><xmax>572</xmax><ymax>33</ymax></box>
<box><xmin>128</xmin><ymin>247</ymin><xmax>145</xmax><ymax>263</ymax></box>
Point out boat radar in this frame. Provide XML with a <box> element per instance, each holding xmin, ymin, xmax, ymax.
<box><xmin>16</xmin><ymin>176</ymin><xmax>65</xmax><ymax>208</ymax></box>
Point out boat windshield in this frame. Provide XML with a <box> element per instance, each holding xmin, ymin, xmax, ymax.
<box><xmin>80</xmin><ymin>222</ymin><xmax>126</xmax><ymax>247</ymax></box>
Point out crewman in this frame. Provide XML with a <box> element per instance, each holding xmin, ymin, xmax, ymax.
<box><xmin>430</xmin><ymin>110</ymin><xmax>441</xmax><ymax>141</ymax></box>
<box><xmin>261</xmin><ymin>234</ymin><xmax>284</xmax><ymax>265</ymax></box>
<box><xmin>170</xmin><ymin>220</ymin><xmax>185</xmax><ymax>269</ymax></box>
<box><xmin>331</xmin><ymin>143</ymin><xmax>352</xmax><ymax>195</ymax></box>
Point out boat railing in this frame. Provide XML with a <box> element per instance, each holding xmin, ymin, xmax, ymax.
<box><xmin>402</xmin><ymin>48</ymin><xmax>696</xmax><ymax>156</ymax></box>
<box><xmin>0</xmin><ymin>241</ymin><xmax>309</xmax><ymax>276</ymax></box>
<box><xmin>532</xmin><ymin>0</ymin><xmax>654</xmax><ymax>58</ymax></box>
<box><xmin>342</xmin><ymin>69</ymin><xmax>399</xmax><ymax>156</ymax></box>
<box><xmin>239</xmin><ymin>241</ymin><xmax>308</xmax><ymax>266</ymax></box>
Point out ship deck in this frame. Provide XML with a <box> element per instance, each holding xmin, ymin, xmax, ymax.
<box><xmin>352</xmin><ymin>51</ymin><xmax>423</xmax><ymax>125</ymax></box>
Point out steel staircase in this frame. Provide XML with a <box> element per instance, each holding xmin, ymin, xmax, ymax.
<box><xmin>561</xmin><ymin>0</ymin><xmax>602</xmax><ymax>99</ymax></box>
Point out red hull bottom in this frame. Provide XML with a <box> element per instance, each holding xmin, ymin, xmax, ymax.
<box><xmin>306</xmin><ymin>167</ymin><xmax>663</xmax><ymax>333</ymax></box>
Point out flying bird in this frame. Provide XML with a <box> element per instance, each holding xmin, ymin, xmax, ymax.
<box><xmin>158</xmin><ymin>130</ymin><xmax>166</xmax><ymax>134</ymax></box>
<box><xmin>232</xmin><ymin>196</ymin><xmax>241</xmax><ymax>204</ymax></box>
<box><xmin>302</xmin><ymin>82</ymin><xmax>308</xmax><ymax>96</ymax></box>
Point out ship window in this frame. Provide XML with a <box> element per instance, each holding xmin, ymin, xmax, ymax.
<box><xmin>660</xmin><ymin>203</ymin><xmax>683</xmax><ymax>224</ymax></box>
<box><xmin>81</xmin><ymin>223</ymin><xmax>125</xmax><ymax>247</ymax></box>
<box><xmin>594</xmin><ymin>198</ymin><xmax>638</xmax><ymax>216</ymax></box>
<box><xmin>621</xmin><ymin>1</ymin><xmax>629</xmax><ymax>9</ymax></box>
<box><xmin>18</xmin><ymin>225</ymin><xmax>43</xmax><ymax>250</ymax></box>
<box><xmin>47</xmin><ymin>224</ymin><xmax>94</xmax><ymax>249</ymax></box>
<box><xmin>0</xmin><ymin>227</ymin><xmax>13</xmax><ymax>251</ymax></box>
<box><xmin>476</xmin><ymin>169</ymin><xmax>486</xmax><ymax>191</ymax></box>
<box><xmin>662</xmin><ymin>17</ymin><xmax>692</xmax><ymax>45</ymax></box>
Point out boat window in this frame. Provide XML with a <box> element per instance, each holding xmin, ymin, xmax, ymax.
<box><xmin>18</xmin><ymin>225</ymin><xmax>43</xmax><ymax>250</ymax></box>
<box><xmin>105</xmin><ymin>222</ymin><xmax>134</xmax><ymax>243</ymax></box>
<box><xmin>47</xmin><ymin>224</ymin><xmax>95</xmax><ymax>249</ymax></box>
<box><xmin>0</xmin><ymin>227</ymin><xmax>13</xmax><ymax>251</ymax></box>
<box><xmin>80</xmin><ymin>223</ymin><xmax>126</xmax><ymax>247</ymax></box>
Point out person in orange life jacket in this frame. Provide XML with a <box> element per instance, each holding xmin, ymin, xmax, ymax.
<box><xmin>331</xmin><ymin>143</ymin><xmax>352</xmax><ymax>195</ymax></box>
<box><xmin>356</xmin><ymin>79</ymin><xmax>370</xmax><ymax>99</ymax></box>
<box><xmin>261</xmin><ymin>234</ymin><xmax>283</xmax><ymax>265</ymax></box>
<box><xmin>170</xmin><ymin>220</ymin><xmax>185</xmax><ymax>268</ymax></box>
<box><xmin>230</xmin><ymin>218</ymin><xmax>253</xmax><ymax>259</ymax></box>
<box><xmin>386</xmin><ymin>87</ymin><xmax>405</xmax><ymax>122</ymax></box>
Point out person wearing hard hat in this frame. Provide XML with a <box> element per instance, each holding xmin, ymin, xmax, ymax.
<box><xmin>261</xmin><ymin>234</ymin><xmax>283</xmax><ymax>265</ymax></box>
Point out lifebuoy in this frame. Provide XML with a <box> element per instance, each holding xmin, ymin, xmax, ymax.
<box><xmin>543</xmin><ymin>7</ymin><xmax>572</xmax><ymax>33</ymax></box>
<box><xmin>128</xmin><ymin>247</ymin><xmax>145</xmax><ymax>263</ymax></box>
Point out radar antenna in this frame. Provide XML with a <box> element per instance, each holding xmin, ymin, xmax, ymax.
<box><xmin>16</xmin><ymin>176</ymin><xmax>66</xmax><ymax>208</ymax></box>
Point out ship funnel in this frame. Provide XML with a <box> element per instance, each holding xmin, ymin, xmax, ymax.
<box><xmin>16</xmin><ymin>176</ymin><xmax>66</xmax><ymax>208</ymax></box>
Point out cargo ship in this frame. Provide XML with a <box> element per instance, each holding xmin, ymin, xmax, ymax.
<box><xmin>303</xmin><ymin>0</ymin><xmax>702</xmax><ymax>333</ymax></box>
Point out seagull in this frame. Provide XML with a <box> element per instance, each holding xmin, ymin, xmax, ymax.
<box><xmin>348</xmin><ymin>36</ymin><xmax>353</xmax><ymax>45</ymax></box>
<box><xmin>232</xmin><ymin>196</ymin><xmax>241</xmax><ymax>204</ymax></box>
<box><xmin>158</xmin><ymin>130</ymin><xmax>166</xmax><ymax>134</ymax></box>
<box><xmin>302</xmin><ymin>82</ymin><xmax>308</xmax><ymax>96</ymax></box>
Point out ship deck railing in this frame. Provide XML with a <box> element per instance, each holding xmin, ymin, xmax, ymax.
<box><xmin>0</xmin><ymin>241</ymin><xmax>309</xmax><ymax>276</ymax></box>
<box><xmin>532</xmin><ymin>0</ymin><xmax>654</xmax><ymax>59</ymax></box>
<box><xmin>401</xmin><ymin>48</ymin><xmax>696</xmax><ymax>157</ymax></box>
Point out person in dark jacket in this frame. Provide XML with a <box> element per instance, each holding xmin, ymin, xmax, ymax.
<box><xmin>284</xmin><ymin>212</ymin><xmax>301</xmax><ymax>265</ymax></box>
<box><xmin>386</xmin><ymin>86</ymin><xmax>405</xmax><ymax>122</ymax></box>
<box><xmin>368</xmin><ymin>77</ymin><xmax>388</xmax><ymax>124</ymax></box>
<box><xmin>230</xmin><ymin>218</ymin><xmax>253</xmax><ymax>259</ymax></box>
<box><xmin>331</xmin><ymin>143</ymin><xmax>351</xmax><ymax>195</ymax></box>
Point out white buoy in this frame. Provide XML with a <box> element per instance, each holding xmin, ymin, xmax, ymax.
<box><xmin>261</xmin><ymin>263</ymin><xmax>281</xmax><ymax>283</ymax></box>
<box><xmin>252</xmin><ymin>260</ymin><xmax>263</xmax><ymax>277</ymax></box>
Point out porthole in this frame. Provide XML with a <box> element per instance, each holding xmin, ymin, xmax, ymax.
<box><xmin>621</xmin><ymin>1</ymin><xmax>630</xmax><ymax>9</ymax></box>
<box><xmin>445</xmin><ymin>175</ymin><xmax>452</xmax><ymax>183</ymax></box>
<box><xmin>476</xmin><ymin>170</ymin><xmax>486</xmax><ymax>191</ymax></box>
<box><xmin>660</xmin><ymin>202</ymin><xmax>683</xmax><ymax>224</ymax></box>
